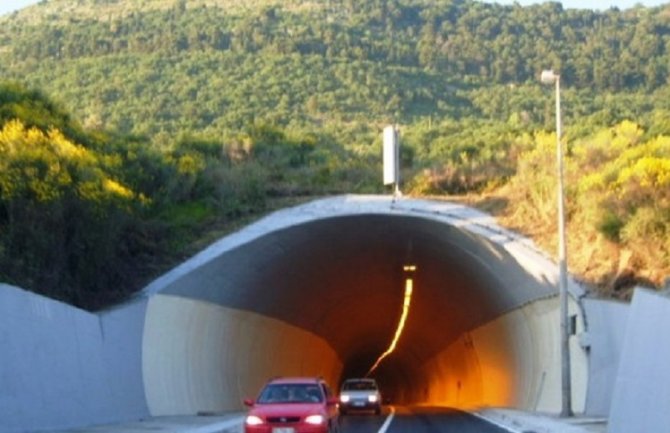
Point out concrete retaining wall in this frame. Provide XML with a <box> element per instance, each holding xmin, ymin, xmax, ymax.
<box><xmin>581</xmin><ymin>298</ymin><xmax>629</xmax><ymax>417</ymax></box>
<box><xmin>419</xmin><ymin>296</ymin><xmax>588</xmax><ymax>413</ymax></box>
<box><xmin>609</xmin><ymin>289</ymin><xmax>670</xmax><ymax>433</ymax></box>
<box><xmin>0</xmin><ymin>284</ymin><xmax>149</xmax><ymax>433</ymax></box>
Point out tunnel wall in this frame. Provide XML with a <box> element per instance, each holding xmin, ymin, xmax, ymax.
<box><xmin>0</xmin><ymin>284</ymin><xmax>149</xmax><ymax>433</ymax></box>
<box><xmin>142</xmin><ymin>294</ymin><xmax>343</xmax><ymax>416</ymax></box>
<box><xmin>419</xmin><ymin>296</ymin><xmax>588</xmax><ymax>413</ymax></box>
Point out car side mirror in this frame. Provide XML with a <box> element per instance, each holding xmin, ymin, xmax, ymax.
<box><xmin>243</xmin><ymin>398</ymin><xmax>255</xmax><ymax>407</ymax></box>
<box><xmin>327</xmin><ymin>396</ymin><xmax>339</xmax><ymax>406</ymax></box>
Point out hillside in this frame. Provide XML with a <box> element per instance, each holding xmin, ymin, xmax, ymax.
<box><xmin>2</xmin><ymin>0</ymin><xmax>670</xmax><ymax>137</ymax></box>
<box><xmin>1</xmin><ymin>0</ymin><xmax>670</xmax><ymax>309</ymax></box>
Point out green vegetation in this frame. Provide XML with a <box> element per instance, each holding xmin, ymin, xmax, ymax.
<box><xmin>496</xmin><ymin>122</ymin><xmax>670</xmax><ymax>298</ymax></box>
<box><xmin>0</xmin><ymin>83</ymin><xmax>369</xmax><ymax>309</ymax></box>
<box><xmin>1</xmin><ymin>0</ymin><xmax>670</xmax><ymax>308</ymax></box>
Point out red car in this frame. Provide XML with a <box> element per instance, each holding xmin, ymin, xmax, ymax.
<box><xmin>244</xmin><ymin>377</ymin><xmax>341</xmax><ymax>433</ymax></box>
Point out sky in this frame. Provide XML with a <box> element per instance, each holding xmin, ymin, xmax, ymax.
<box><xmin>492</xmin><ymin>0</ymin><xmax>669</xmax><ymax>8</ymax></box>
<box><xmin>0</xmin><ymin>0</ymin><xmax>669</xmax><ymax>17</ymax></box>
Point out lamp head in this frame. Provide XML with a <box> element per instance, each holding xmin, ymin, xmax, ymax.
<box><xmin>540</xmin><ymin>69</ymin><xmax>559</xmax><ymax>84</ymax></box>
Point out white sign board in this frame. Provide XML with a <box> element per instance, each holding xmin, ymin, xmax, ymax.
<box><xmin>383</xmin><ymin>125</ymin><xmax>398</xmax><ymax>186</ymax></box>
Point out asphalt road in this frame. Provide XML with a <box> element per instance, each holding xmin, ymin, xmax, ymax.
<box><xmin>340</xmin><ymin>406</ymin><xmax>510</xmax><ymax>433</ymax></box>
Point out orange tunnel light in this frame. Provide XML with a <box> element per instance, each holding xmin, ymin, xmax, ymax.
<box><xmin>366</xmin><ymin>277</ymin><xmax>414</xmax><ymax>376</ymax></box>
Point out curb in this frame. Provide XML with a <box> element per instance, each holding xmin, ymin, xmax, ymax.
<box><xmin>472</xmin><ymin>411</ymin><xmax>523</xmax><ymax>433</ymax></box>
<box><xmin>184</xmin><ymin>417</ymin><xmax>244</xmax><ymax>433</ymax></box>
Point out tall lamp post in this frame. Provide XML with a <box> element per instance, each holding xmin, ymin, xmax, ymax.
<box><xmin>540</xmin><ymin>69</ymin><xmax>573</xmax><ymax>418</ymax></box>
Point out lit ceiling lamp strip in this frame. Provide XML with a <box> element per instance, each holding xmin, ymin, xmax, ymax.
<box><xmin>366</xmin><ymin>268</ymin><xmax>415</xmax><ymax>376</ymax></box>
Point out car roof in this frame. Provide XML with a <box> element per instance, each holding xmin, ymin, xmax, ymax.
<box><xmin>267</xmin><ymin>377</ymin><xmax>323</xmax><ymax>385</ymax></box>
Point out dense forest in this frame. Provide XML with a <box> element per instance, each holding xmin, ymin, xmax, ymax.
<box><xmin>1</xmin><ymin>0</ymin><xmax>670</xmax><ymax>309</ymax></box>
<box><xmin>3</xmin><ymin>0</ymin><xmax>670</xmax><ymax>136</ymax></box>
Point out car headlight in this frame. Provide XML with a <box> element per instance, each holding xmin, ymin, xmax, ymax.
<box><xmin>245</xmin><ymin>415</ymin><xmax>264</xmax><ymax>426</ymax></box>
<box><xmin>340</xmin><ymin>395</ymin><xmax>350</xmax><ymax>403</ymax></box>
<box><xmin>305</xmin><ymin>414</ymin><xmax>325</xmax><ymax>425</ymax></box>
<box><xmin>368</xmin><ymin>395</ymin><xmax>378</xmax><ymax>403</ymax></box>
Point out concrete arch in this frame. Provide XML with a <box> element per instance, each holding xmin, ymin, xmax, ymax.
<box><xmin>140</xmin><ymin>195</ymin><xmax>588</xmax><ymax>415</ymax></box>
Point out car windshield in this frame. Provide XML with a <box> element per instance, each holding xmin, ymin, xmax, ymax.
<box><xmin>257</xmin><ymin>383</ymin><xmax>323</xmax><ymax>404</ymax></box>
<box><xmin>342</xmin><ymin>380</ymin><xmax>377</xmax><ymax>391</ymax></box>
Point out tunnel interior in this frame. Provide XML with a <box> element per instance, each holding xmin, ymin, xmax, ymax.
<box><xmin>151</xmin><ymin>212</ymin><xmax>564</xmax><ymax>411</ymax></box>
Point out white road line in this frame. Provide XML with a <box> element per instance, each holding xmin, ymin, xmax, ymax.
<box><xmin>377</xmin><ymin>406</ymin><xmax>396</xmax><ymax>433</ymax></box>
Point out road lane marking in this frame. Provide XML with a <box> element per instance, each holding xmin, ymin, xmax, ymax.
<box><xmin>377</xmin><ymin>406</ymin><xmax>396</xmax><ymax>433</ymax></box>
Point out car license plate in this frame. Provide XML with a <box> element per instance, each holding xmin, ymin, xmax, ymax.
<box><xmin>272</xmin><ymin>428</ymin><xmax>295</xmax><ymax>433</ymax></box>
<box><xmin>353</xmin><ymin>401</ymin><xmax>365</xmax><ymax>407</ymax></box>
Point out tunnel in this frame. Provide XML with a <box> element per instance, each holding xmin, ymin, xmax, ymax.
<box><xmin>139</xmin><ymin>195</ymin><xmax>588</xmax><ymax>416</ymax></box>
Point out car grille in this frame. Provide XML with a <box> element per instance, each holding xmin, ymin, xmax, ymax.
<box><xmin>267</xmin><ymin>416</ymin><xmax>301</xmax><ymax>423</ymax></box>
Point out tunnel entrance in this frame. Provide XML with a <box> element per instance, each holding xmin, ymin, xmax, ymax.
<box><xmin>140</xmin><ymin>196</ymin><xmax>587</xmax><ymax>416</ymax></box>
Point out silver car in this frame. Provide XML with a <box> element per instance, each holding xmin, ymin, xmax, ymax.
<box><xmin>338</xmin><ymin>378</ymin><xmax>382</xmax><ymax>415</ymax></box>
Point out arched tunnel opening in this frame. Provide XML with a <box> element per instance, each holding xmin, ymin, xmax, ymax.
<box><xmin>140</xmin><ymin>199</ymin><xmax>587</xmax><ymax>416</ymax></box>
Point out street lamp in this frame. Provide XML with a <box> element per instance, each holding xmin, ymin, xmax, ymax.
<box><xmin>540</xmin><ymin>69</ymin><xmax>573</xmax><ymax>418</ymax></box>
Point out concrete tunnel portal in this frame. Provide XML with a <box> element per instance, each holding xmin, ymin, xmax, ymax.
<box><xmin>140</xmin><ymin>196</ymin><xmax>588</xmax><ymax>416</ymax></box>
